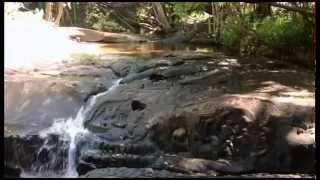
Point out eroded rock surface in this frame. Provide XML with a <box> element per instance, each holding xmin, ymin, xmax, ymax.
<box><xmin>4</xmin><ymin>48</ymin><xmax>315</xmax><ymax>178</ymax></box>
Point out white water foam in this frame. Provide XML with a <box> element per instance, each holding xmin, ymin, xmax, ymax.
<box><xmin>38</xmin><ymin>79</ymin><xmax>122</xmax><ymax>177</ymax></box>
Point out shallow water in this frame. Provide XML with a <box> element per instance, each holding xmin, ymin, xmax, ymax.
<box><xmin>95</xmin><ymin>42</ymin><xmax>218</xmax><ymax>58</ymax></box>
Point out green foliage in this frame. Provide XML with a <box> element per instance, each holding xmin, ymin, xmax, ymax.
<box><xmin>256</xmin><ymin>14</ymin><xmax>311</xmax><ymax>48</ymax></box>
<box><xmin>222</xmin><ymin>16</ymin><xmax>242</xmax><ymax>49</ymax></box>
<box><xmin>85</xmin><ymin>5</ymin><xmax>126</xmax><ymax>32</ymax></box>
<box><xmin>166</xmin><ymin>2</ymin><xmax>207</xmax><ymax>24</ymax></box>
<box><xmin>92</xmin><ymin>18</ymin><xmax>126</xmax><ymax>32</ymax></box>
<box><xmin>223</xmin><ymin>11</ymin><xmax>312</xmax><ymax>54</ymax></box>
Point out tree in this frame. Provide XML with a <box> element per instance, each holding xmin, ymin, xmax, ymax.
<box><xmin>152</xmin><ymin>2</ymin><xmax>172</xmax><ymax>33</ymax></box>
<box><xmin>269</xmin><ymin>2</ymin><xmax>313</xmax><ymax>17</ymax></box>
<box><xmin>54</xmin><ymin>2</ymin><xmax>65</xmax><ymax>26</ymax></box>
<box><xmin>44</xmin><ymin>2</ymin><xmax>65</xmax><ymax>26</ymax></box>
<box><xmin>98</xmin><ymin>2</ymin><xmax>141</xmax><ymax>33</ymax></box>
<box><xmin>44</xmin><ymin>2</ymin><xmax>53</xmax><ymax>22</ymax></box>
<box><xmin>255</xmin><ymin>3</ymin><xmax>271</xmax><ymax>18</ymax></box>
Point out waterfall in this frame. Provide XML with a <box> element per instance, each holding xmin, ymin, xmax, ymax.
<box><xmin>35</xmin><ymin>79</ymin><xmax>122</xmax><ymax>177</ymax></box>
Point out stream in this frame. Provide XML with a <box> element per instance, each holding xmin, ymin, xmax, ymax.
<box><xmin>20</xmin><ymin>79</ymin><xmax>122</xmax><ymax>178</ymax></box>
<box><xmin>4</xmin><ymin>43</ymin><xmax>315</xmax><ymax>178</ymax></box>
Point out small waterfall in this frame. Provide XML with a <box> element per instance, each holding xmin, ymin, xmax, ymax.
<box><xmin>34</xmin><ymin>79</ymin><xmax>122</xmax><ymax>177</ymax></box>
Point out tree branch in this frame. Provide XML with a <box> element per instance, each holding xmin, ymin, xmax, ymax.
<box><xmin>269</xmin><ymin>2</ymin><xmax>313</xmax><ymax>17</ymax></box>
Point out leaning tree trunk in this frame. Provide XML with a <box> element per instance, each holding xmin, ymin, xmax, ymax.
<box><xmin>152</xmin><ymin>2</ymin><xmax>172</xmax><ymax>33</ymax></box>
<box><xmin>311</xmin><ymin>3</ymin><xmax>316</xmax><ymax>68</ymax></box>
<box><xmin>54</xmin><ymin>2</ymin><xmax>65</xmax><ymax>26</ymax></box>
<box><xmin>44</xmin><ymin>2</ymin><xmax>53</xmax><ymax>22</ymax></box>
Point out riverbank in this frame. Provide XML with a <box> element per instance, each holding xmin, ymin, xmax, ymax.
<box><xmin>4</xmin><ymin>43</ymin><xmax>315</xmax><ymax>178</ymax></box>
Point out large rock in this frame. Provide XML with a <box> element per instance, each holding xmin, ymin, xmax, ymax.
<box><xmin>60</xmin><ymin>27</ymin><xmax>149</xmax><ymax>43</ymax></box>
<box><xmin>5</xmin><ymin>48</ymin><xmax>315</xmax><ymax>177</ymax></box>
<box><xmin>4</xmin><ymin>135</ymin><xmax>44</xmax><ymax>172</ymax></box>
<box><xmin>4</xmin><ymin>79</ymin><xmax>82</xmax><ymax>136</ymax></box>
<box><xmin>147</xmin><ymin>96</ymin><xmax>315</xmax><ymax>173</ymax></box>
<box><xmin>81</xmin><ymin>167</ymin><xmax>186</xmax><ymax>178</ymax></box>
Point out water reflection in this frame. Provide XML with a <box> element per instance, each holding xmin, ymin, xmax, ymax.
<box><xmin>94</xmin><ymin>42</ymin><xmax>218</xmax><ymax>58</ymax></box>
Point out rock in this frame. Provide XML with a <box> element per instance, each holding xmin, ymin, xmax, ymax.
<box><xmin>135</xmin><ymin>59</ymin><xmax>185</xmax><ymax>73</ymax></box>
<box><xmin>109</xmin><ymin>60</ymin><xmax>138</xmax><ymax>77</ymax></box>
<box><xmin>80</xmin><ymin>83</ymin><xmax>108</xmax><ymax>102</ymax></box>
<box><xmin>219</xmin><ymin>125</ymin><xmax>233</xmax><ymax>142</ymax></box>
<box><xmin>161</xmin><ymin>65</ymin><xmax>201</xmax><ymax>78</ymax></box>
<box><xmin>254</xmin><ymin>115</ymin><xmax>315</xmax><ymax>173</ymax></box>
<box><xmin>4</xmin><ymin>163</ymin><xmax>22</xmax><ymax>178</ymax></box>
<box><xmin>172</xmin><ymin>128</ymin><xmax>186</xmax><ymax>141</ymax></box>
<box><xmin>111</xmin><ymin>121</ymin><xmax>127</xmax><ymax>128</ymax></box>
<box><xmin>120</xmin><ymin>69</ymin><xmax>155</xmax><ymax>84</ymax></box>
<box><xmin>135</xmin><ymin>60</ymin><xmax>168</xmax><ymax>73</ymax></box>
<box><xmin>179</xmin><ymin>69</ymin><xmax>224</xmax><ymax>85</ymax></box>
<box><xmin>148</xmin><ymin>111</ymin><xmax>199</xmax><ymax>152</ymax></box>
<box><xmin>63</xmin><ymin>27</ymin><xmax>105</xmax><ymax>42</ymax></box>
<box><xmin>101</xmin><ymin>32</ymin><xmax>149</xmax><ymax>43</ymax></box>
<box><xmin>81</xmin><ymin>167</ymin><xmax>185</xmax><ymax>178</ymax></box>
<box><xmin>6</xmin><ymin>48</ymin><xmax>315</xmax><ymax>177</ymax></box>
<box><xmin>81</xmin><ymin>150</ymin><xmax>156</xmax><ymax>168</ymax></box>
<box><xmin>96</xmin><ymin>142</ymin><xmax>157</xmax><ymax>155</ymax></box>
<box><xmin>77</xmin><ymin>160</ymin><xmax>96</xmax><ymax>176</ymax></box>
<box><xmin>210</xmin><ymin>136</ymin><xmax>219</xmax><ymax>146</ymax></box>
<box><xmin>4</xmin><ymin>135</ymin><xmax>44</xmax><ymax>171</ymax></box>
<box><xmin>164</xmin><ymin>156</ymin><xmax>247</xmax><ymax>174</ymax></box>
<box><xmin>191</xmin><ymin>142</ymin><xmax>215</xmax><ymax>159</ymax></box>
<box><xmin>122</xmin><ymin>63</ymin><xmax>202</xmax><ymax>84</ymax></box>
<box><xmin>5</xmin><ymin>80</ymin><xmax>82</xmax><ymax>136</ymax></box>
<box><xmin>163</xmin><ymin>51</ymin><xmax>213</xmax><ymax>60</ymax></box>
<box><xmin>60</xmin><ymin>66</ymin><xmax>107</xmax><ymax>77</ymax></box>
<box><xmin>149</xmin><ymin>73</ymin><xmax>166</xmax><ymax>81</ymax></box>
<box><xmin>131</xmin><ymin>100</ymin><xmax>146</xmax><ymax>111</ymax></box>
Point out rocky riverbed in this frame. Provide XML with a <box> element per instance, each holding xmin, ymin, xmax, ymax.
<box><xmin>4</xmin><ymin>45</ymin><xmax>315</xmax><ymax>178</ymax></box>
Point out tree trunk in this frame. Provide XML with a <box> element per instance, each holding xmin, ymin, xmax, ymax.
<box><xmin>210</xmin><ymin>2</ymin><xmax>214</xmax><ymax>35</ymax></box>
<box><xmin>72</xmin><ymin>2</ymin><xmax>77</xmax><ymax>25</ymax></box>
<box><xmin>213</xmin><ymin>4</ymin><xmax>217</xmax><ymax>40</ymax></box>
<box><xmin>54</xmin><ymin>2</ymin><xmax>65</xmax><ymax>26</ymax></box>
<box><xmin>219</xmin><ymin>6</ymin><xmax>224</xmax><ymax>42</ymax></box>
<box><xmin>311</xmin><ymin>4</ymin><xmax>316</xmax><ymax>66</ymax></box>
<box><xmin>208</xmin><ymin>18</ymin><xmax>211</xmax><ymax>34</ymax></box>
<box><xmin>152</xmin><ymin>2</ymin><xmax>172</xmax><ymax>33</ymax></box>
<box><xmin>216</xmin><ymin>4</ymin><xmax>223</xmax><ymax>42</ymax></box>
<box><xmin>44</xmin><ymin>2</ymin><xmax>53</xmax><ymax>22</ymax></box>
<box><xmin>111</xmin><ymin>12</ymin><xmax>137</xmax><ymax>32</ymax></box>
<box><xmin>269</xmin><ymin>2</ymin><xmax>313</xmax><ymax>17</ymax></box>
<box><xmin>62</xmin><ymin>3</ymin><xmax>72</xmax><ymax>26</ymax></box>
<box><xmin>255</xmin><ymin>3</ymin><xmax>271</xmax><ymax>18</ymax></box>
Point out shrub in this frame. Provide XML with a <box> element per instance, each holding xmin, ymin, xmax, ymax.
<box><xmin>85</xmin><ymin>4</ymin><xmax>126</xmax><ymax>32</ymax></box>
<box><xmin>256</xmin><ymin>14</ymin><xmax>311</xmax><ymax>49</ymax></box>
<box><xmin>222</xmin><ymin>16</ymin><xmax>242</xmax><ymax>50</ymax></box>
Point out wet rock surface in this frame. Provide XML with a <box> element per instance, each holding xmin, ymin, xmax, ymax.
<box><xmin>4</xmin><ymin>48</ymin><xmax>315</xmax><ymax>178</ymax></box>
<box><xmin>4</xmin><ymin>134</ymin><xmax>70</xmax><ymax>176</ymax></box>
<box><xmin>4</xmin><ymin>79</ymin><xmax>83</xmax><ymax>136</ymax></box>
<box><xmin>4</xmin><ymin>164</ymin><xmax>22</xmax><ymax>178</ymax></box>
<box><xmin>80</xmin><ymin>167</ymin><xmax>186</xmax><ymax>178</ymax></box>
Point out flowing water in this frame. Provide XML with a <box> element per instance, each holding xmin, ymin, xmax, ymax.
<box><xmin>5</xmin><ymin>41</ymin><xmax>315</xmax><ymax>178</ymax></box>
<box><xmin>5</xmin><ymin>42</ymin><xmax>220</xmax><ymax>178</ymax></box>
<box><xmin>23</xmin><ymin>79</ymin><xmax>122</xmax><ymax>178</ymax></box>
